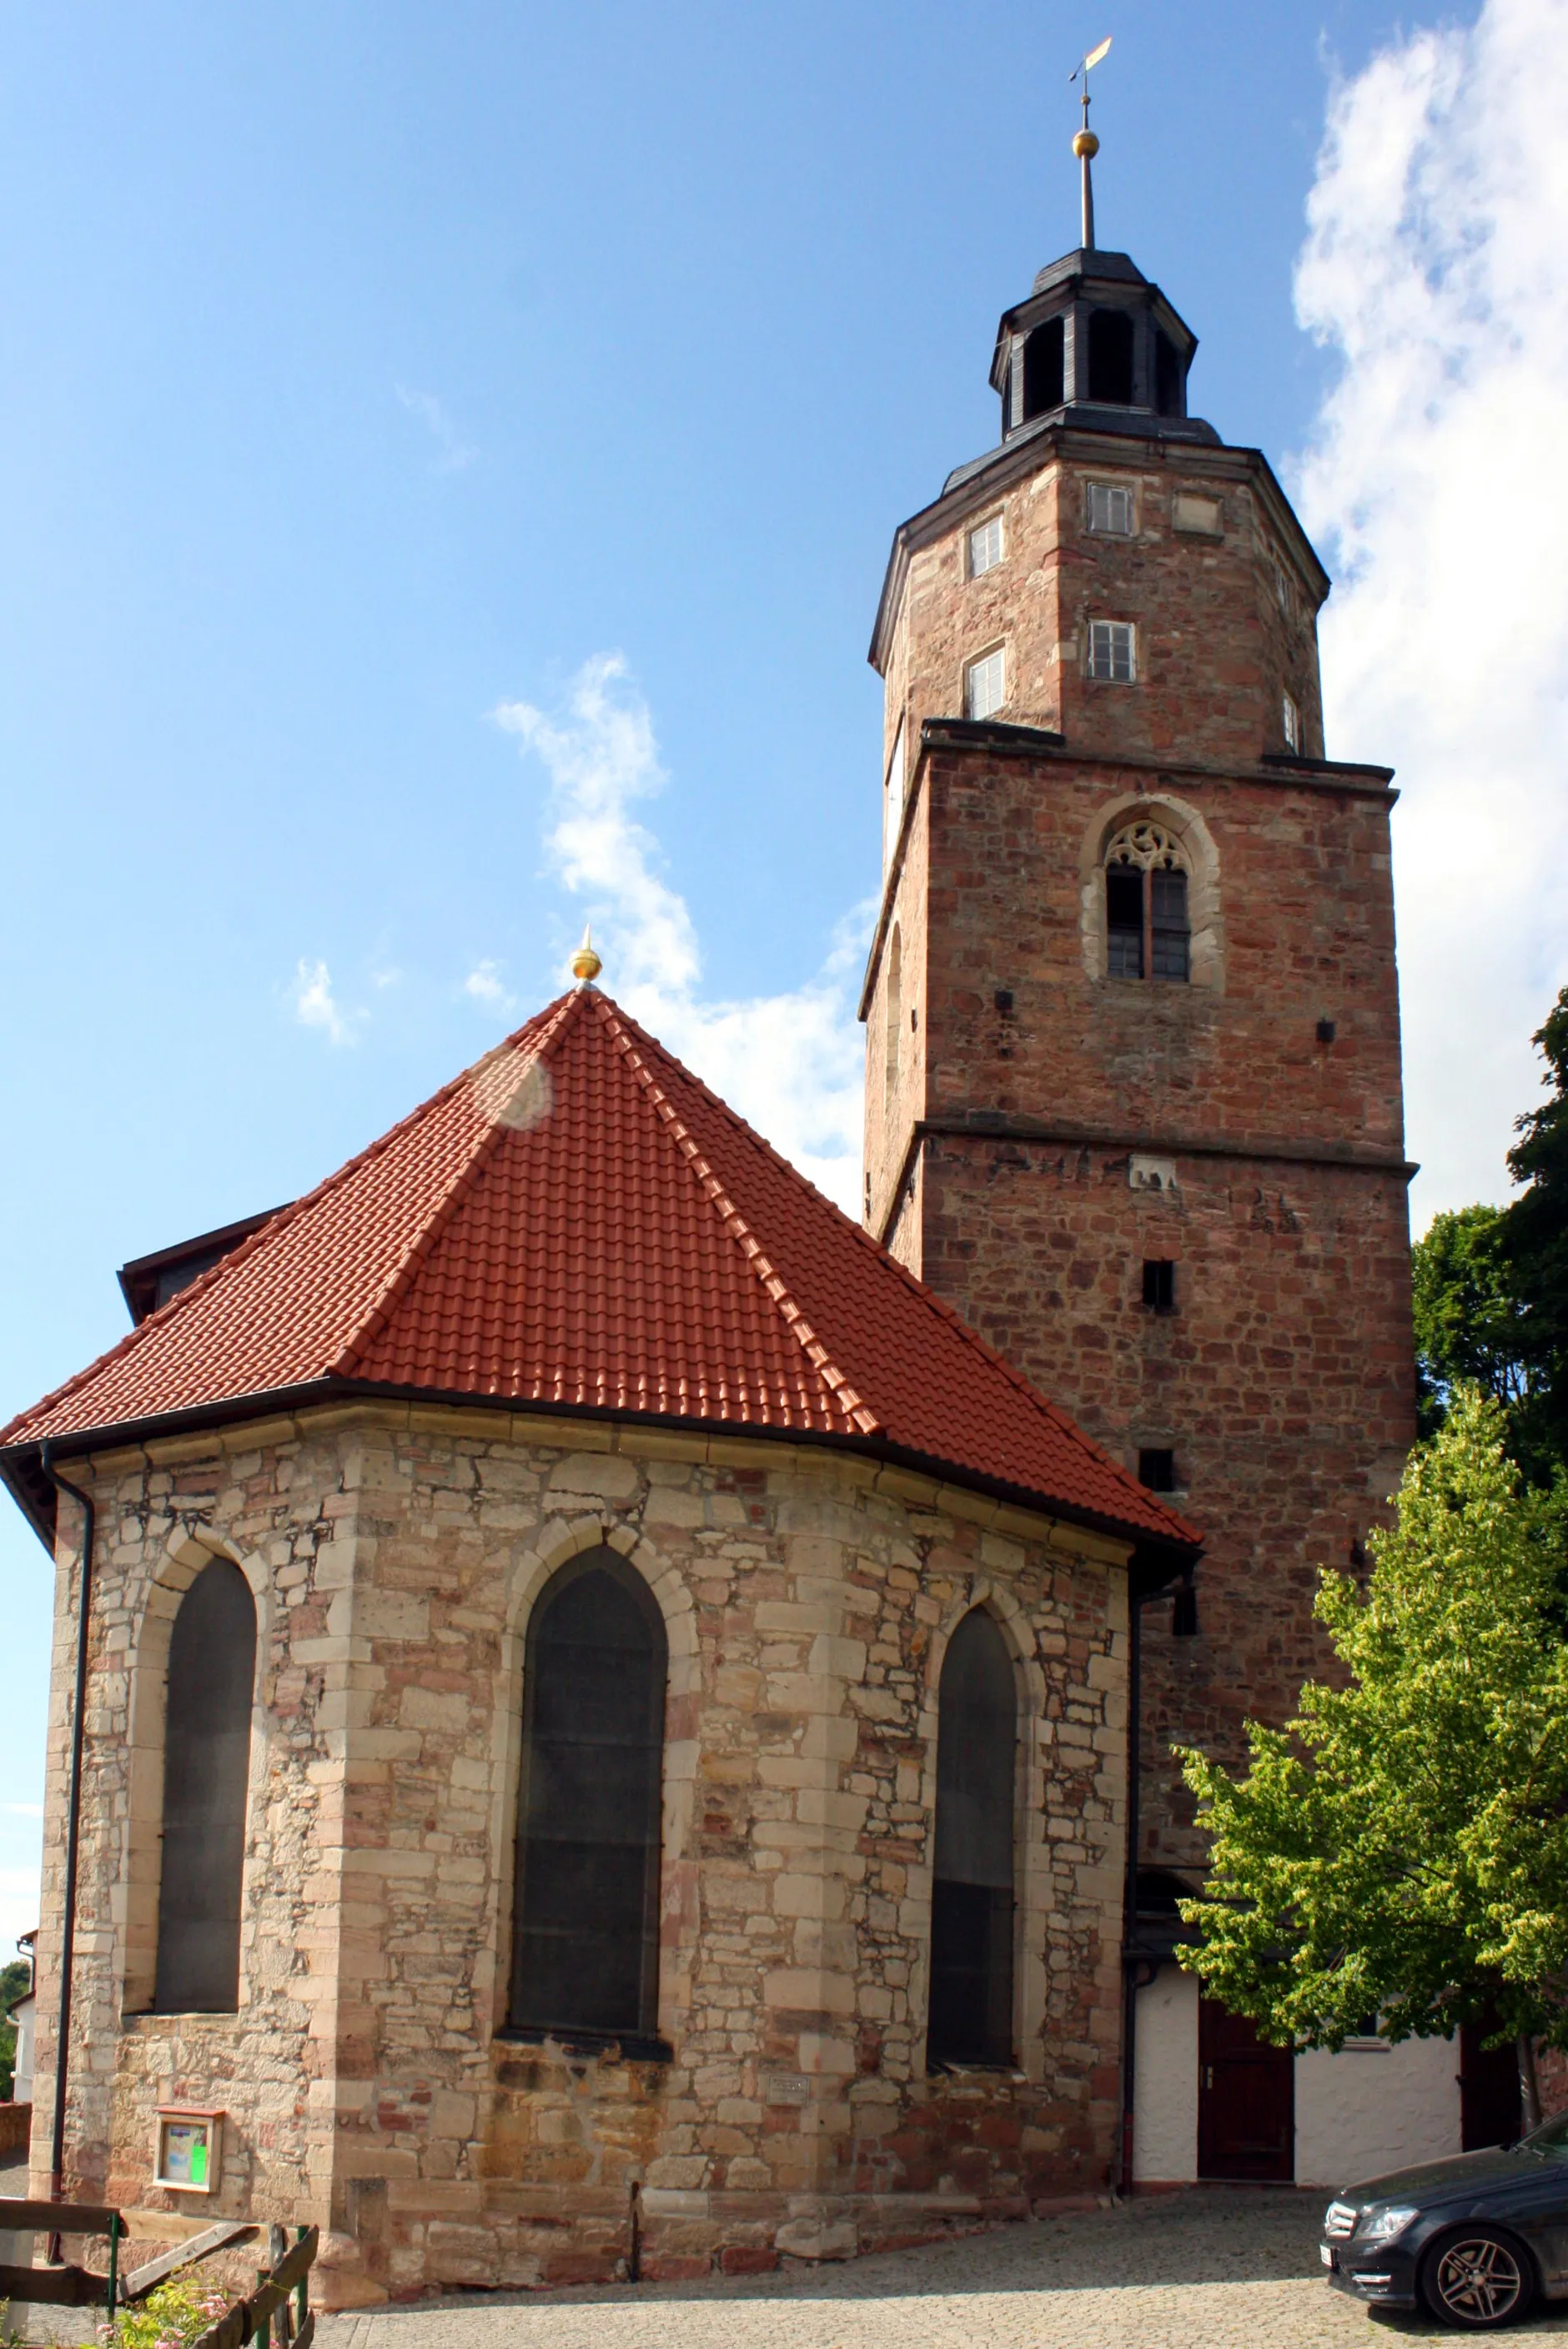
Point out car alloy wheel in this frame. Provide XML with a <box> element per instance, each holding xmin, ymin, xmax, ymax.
<box><xmin>1421</xmin><ymin>2228</ymin><xmax>1531</xmax><ymax>2330</ymax></box>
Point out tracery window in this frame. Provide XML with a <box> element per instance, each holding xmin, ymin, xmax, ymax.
<box><xmin>1104</xmin><ymin>821</ymin><xmax>1190</xmax><ymax>983</ymax></box>
<box><xmin>153</xmin><ymin>1557</ymin><xmax>256</xmax><ymax>2015</ymax></box>
<box><xmin>927</xmin><ymin>1609</ymin><xmax>1016</xmax><ymax>2069</ymax></box>
<box><xmin>510</xmin><ymin>1550</ymin><xmax>666</xmax><ymax>2045</ymax></box>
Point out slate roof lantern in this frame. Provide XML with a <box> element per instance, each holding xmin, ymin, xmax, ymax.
<box><xmin>987</xmin><ymin>246</ymin><xmax>1217</xmax><ymax>460</ymax></box>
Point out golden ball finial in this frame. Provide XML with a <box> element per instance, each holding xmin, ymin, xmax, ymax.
<box><xmin>570</xmin><ymin>924</ymin><xmax>602</xmax><ymax>987</ymax></box>
<box><xmin>1073</xmin><ymin>128</ymin><xmax>1100</xmax><ymax>158</ymax></box>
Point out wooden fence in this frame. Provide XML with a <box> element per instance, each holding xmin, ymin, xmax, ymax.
<box><xmin>0</xmin><ymin>2199</ymin><xmax>316</xmax><ymax>2342</ymax></box>
<box><xmin>193</xmin><ymin>2224</ymin><xmax>318</xmax><ymax>2349</ymax></box>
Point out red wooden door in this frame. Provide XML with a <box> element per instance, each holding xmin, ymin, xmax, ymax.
<box><xmin>1198</xmin><ymin>1999</ymin><xmax>1294</xmax><ymax>2180</ymax></box>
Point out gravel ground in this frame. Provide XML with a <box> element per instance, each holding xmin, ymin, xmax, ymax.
<box><xmin>317</xmin><ymin>2191</ymin><xmax>1568</xmax><ymax>2349</ymax></box>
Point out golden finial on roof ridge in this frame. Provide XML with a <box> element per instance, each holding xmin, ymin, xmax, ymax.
<box><xmin>570</xmin><ymin>923</ymin><xmax>603</xmax><ymax>987</ymax></box>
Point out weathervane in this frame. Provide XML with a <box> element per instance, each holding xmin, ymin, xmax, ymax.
<box><xmin>1068</xmin><ymin>36</ymin><xmax>1112</xmax><ymax>250</ymax></box>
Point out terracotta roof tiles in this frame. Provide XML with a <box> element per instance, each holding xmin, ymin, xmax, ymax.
<box><xmin>1</xmin><ymin>988</ymin><xmax>1199</xmax><ymax>1554</ymax></box>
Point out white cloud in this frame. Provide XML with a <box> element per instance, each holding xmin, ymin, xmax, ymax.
<box><xmin>1293</xmin><ymin>0</ymin><xmax>1568</xmax><ymax>1228</ymax></box>
<box><xmin>289</xmin><ymin>958</ymin><xmax>361</xmax><ymax>1047</ymax></box>
<box><xmin>463</xmin><ymin>958</ymin><xmax>519</xmax><ymax>1015</ymax></box>
<box><xmin>395</xmin><ymin>383</ymin><xmax>478</xmax><ymax>474</ymax></box>
<box><xmin>495</xmin><ymin>656</ymin><xmax>871</xmax><ymax>1210</ymax></box>
<box><xmin>0</xmin><ymin>1805</ymin><xmax>42</xmax><ymax>1819</ymax></box>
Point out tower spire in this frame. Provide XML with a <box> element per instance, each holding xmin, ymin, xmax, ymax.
<box><xmin>1068</xmin><ymin>36</ymin><xmax>1112</xmax><ymax>250</ymax></box>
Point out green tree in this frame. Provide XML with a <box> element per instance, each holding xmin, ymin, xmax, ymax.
<box><xmin>1412</xmin><ymin>1204</ymin><xmax>1534</xmax><ymax>1439</ymax></box>
<box><xmin>1504</xmin><ymin>984</ymin><xmax>1568</xmax><ymax>1476</ymax></box>
<box><xmin>1177</xmin><ymin>1391</ymin><xmax>1568</xmax><ymax>2121</ymax></box>
<box><xmin>0</xmin><ymin>1958</ymin><xmax>27</xmax><ymax>2102</ymax></box>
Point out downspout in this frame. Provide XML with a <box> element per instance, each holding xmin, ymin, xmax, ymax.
<box><xmin>38</xmin><ymin>1442</ymin><xmax>94</xmax><ymax>2214</ymax></box>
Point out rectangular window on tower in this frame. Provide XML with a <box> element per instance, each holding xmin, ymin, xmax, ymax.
<box><xmin>1088</xmin><ymin>620</ymin><xmax>1135</xmax><ymax>682</ymax></box>
<box><xmin>1282</xmin><ymin>692</ymin><xmax>1301</xmax><ymax>752</ymax></box>
<box><xmin>968</xmin><ymin>516</ymin><xmax>1004</xmax><ymax>577</ymax></box>
<box><xmin>964</xmin><ymin>647</ymin><xmax>1007</xmax><ymax>721</ymax></box>
<box><xmin>1087</xmin><ymin>481</ymin><xmax>1133</xmax><ymax>536</ymax></box>
<box><xmin>1143</xmin><ymin>1259</ymin><xmax>1177</xmax><ymax>1312</ymax></box>
<box><xmin>1138</xmin><ymin>1447</ymin><xmax>1177</xmax><ymax>1492</ymax></box>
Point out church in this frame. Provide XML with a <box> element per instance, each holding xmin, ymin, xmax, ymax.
<box><xmin>1</xmin><ymin>135</ymin><xmax>1479</xmax><ymax>2307</ymax></box>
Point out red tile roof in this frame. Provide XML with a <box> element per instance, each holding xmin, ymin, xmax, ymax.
<box><xmin>2</xmin><ymin>988</ymin><xmax>1198</xmax><ymax>1553</ymax></box>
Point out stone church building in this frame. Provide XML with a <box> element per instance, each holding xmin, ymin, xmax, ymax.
<box><xmin>3</xmin><ymin>194</ymin><xmax>1482</xmax><ymax>2304</ymax></box>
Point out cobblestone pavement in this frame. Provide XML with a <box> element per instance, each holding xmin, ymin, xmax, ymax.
<box><xmin>319</xmin><ymin>2191</ymin><xmax>1568</xmax><ymax>2348</ymax></box>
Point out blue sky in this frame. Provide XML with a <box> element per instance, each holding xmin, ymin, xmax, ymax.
<box><xmin>12</xmin><ymin>0</ymin><xmax>1565</xmax><ymax>1954</ymax></box>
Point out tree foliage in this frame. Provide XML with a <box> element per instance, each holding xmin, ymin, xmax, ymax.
<box><xmin>1412</xmin><ymin>1204</ymin><xmax>1535</xmax><ymax>1438</ymax></box>
<box><xmin>1504</xmin><ymin>985</ymin><xmax>1568</xmax><ymax>1476</ymax></box>
<box><xmin>1177</xmin><ymin>1391</ymin><xmax>1568</xmax><ymax>2052</ymax></box>
<box><xmin>0</xmin><ymin>1958</ymin><xmax>27</xmax><ymax>2101</ymax></box>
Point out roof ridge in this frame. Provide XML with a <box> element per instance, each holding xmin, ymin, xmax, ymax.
<box><xmin>0</xmin><ymin>997</ymin><xmax>575</xmax><ymax>1452</ymax></box>
<box><xmin>586</xmin><ymin>994</ymin><xmax>879</xmax><ymax>1435</ymax></box>
<box><xmin>594</xmin><ymin>994</ymin><xmax>1196</xmax><ymax>1547</ymax></box>
<box><xmin>330</xmin><ymin>991</ymin><xmax>585</xmax><ymax>1380</ymax></box>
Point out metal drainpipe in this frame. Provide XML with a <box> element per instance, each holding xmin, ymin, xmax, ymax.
<box><xmin>38</xmin><ymin>1442</ymin><xmax>95</xmax><ymax>2221</ymax></box>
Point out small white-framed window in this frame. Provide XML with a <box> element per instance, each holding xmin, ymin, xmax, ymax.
<box><xmin>968</xmin><ymin>516</ymin><xmax>1004</xmax><ymax>577</ymax></box>
<box><xmin>1087</xmin><ymin>481</ymin><xmax>1133</xmax><ymax>536</ymax></box>
<box><xmin>883</xmin><ymin>716</ymin><xmax>907</xmax><ymax>872</ymax></box>
<box><xmin>1282</xmin><ymin>692</ymin><xmax>1300</xmax><ymax>752</ymax></box>
<box><xmin>1087</xmin><ymin>621</ymin><xmax>1136</xmax><ymax>682</ymax></box>
<box><xmin>964</xmin><ymin>646</ymin><xmax>1007</xmax><ymax>720</ymax></box>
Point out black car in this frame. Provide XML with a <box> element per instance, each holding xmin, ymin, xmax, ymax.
<box><xmin>1323</xmin><ymin>2111</ymin><xmax>1568</xmax><ymax>2328</ymax></box>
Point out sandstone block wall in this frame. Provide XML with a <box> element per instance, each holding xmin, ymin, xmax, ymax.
<box><xmin>914</xmin><ymin>1137</ymin><xmax>1413</xmax><ymax>1866</ymax></box>
<box><xmin>29</xmin><ymin>1403</ymin><xmax>1133</xmax><ymax>2300</ymax></box>
<box><xmin>875</xmin><ymin>432</ymin><xmax>1325</xmax><ymax>777</ymax></box>
<box><xmin>861</xmin><ymin>730</ymin><xmax>1415</xmax><ymax>1865</ymax></box>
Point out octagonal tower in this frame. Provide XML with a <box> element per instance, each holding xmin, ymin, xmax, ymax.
<box><xmin>860</xmin><ymin>209</ymin><xmax>1416</xmax><ymax>1964</ymax></box>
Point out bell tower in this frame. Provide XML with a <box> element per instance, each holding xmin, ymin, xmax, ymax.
<box><xmin>860</xmin><ymin>137</ymin><xmax>1416</xmax><ymax>1883</ymax></box>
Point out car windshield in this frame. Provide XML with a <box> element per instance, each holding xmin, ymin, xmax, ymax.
<box><xmin>1525</xmin><ymin>2113</ymin><xmax>1568</xmax><ymax>2157</ymax></box>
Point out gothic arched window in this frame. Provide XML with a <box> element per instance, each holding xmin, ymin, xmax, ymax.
<box><xmin>927</xmin><ymin>1609</ymin><xmax>1016</xmax><ymax>2069</ymax></box>
<box><xmin>1105</xmin><ymin>821</ymin><xmax>1191</xmax><ymax>983</ymax></box>
<box><xmin>153</xmin><ymin>1557</ymin><xmax>256</xmax><ymax>2014</ymax></box>
<box><xmin>884</xmin><ymin>925</ymin><xmax>902</xmax><ymax>1100</ymax></box>
<box><xmin>510</xmin><ymin>1551</ymin><xmax>666</xmax><ymax>2045</ymax></box>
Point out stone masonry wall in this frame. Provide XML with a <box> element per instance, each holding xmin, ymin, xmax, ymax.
<box><xmin>915</xmin><ymin>1137</ymin><xmax>1413</xmax><ymax>1868</ymax></box>
<box><xmin>878</xmin><ymin>433</ymin><xmax>1325</xmax><ymax>776</ymax></box>
<box><xmin>861</xmin><ymin>737</ymin><xmax>1415</xmax><ymax>1867</ymax></box>
<box><xmin>864</xmin><ymin>742</ymin><xmax>1406</xmax><ymax>1233</ymax></box>
<box><xmin>29</xmin><ymin>1403</ymin><xmax>1132</xmax><ymax>2303</ymax></box>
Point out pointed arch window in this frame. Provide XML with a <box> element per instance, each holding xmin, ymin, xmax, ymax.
<box><xmin>153</xmin><ymin>1557</ymin><xmax>256</xmax><ymax>2014</ymax></box>
<box><xmin>884</xmin><ymin>925</ymin><xmax>902</xmax><ymax>1100</ymax></box>
<box><xmin>509</xmin><ymin>1550</ymin><xmax>666</xmax><ymax>2049</ymax></box>
<box><xmin>927</xmin><ymin>1609</ymin><xmax>1016</xmax><ymax>2069</ymax></box>
<box><xmin>1105</xmin><ymin>821</ymin><xmax>1190</xmax><ymax>983</ymax></box>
